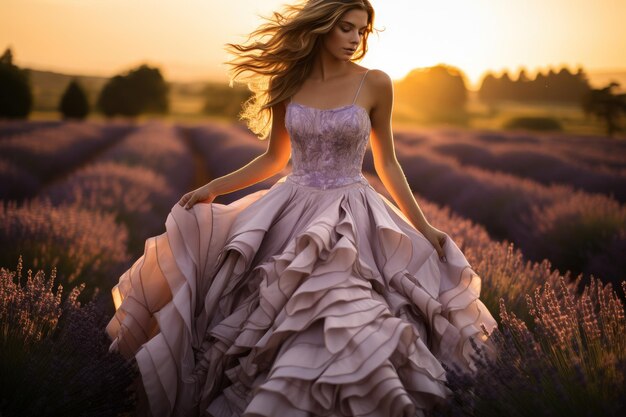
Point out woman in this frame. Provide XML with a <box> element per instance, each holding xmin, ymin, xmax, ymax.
<box><xmin>106</xmin><ymin>1</ymin><xmax>498</xmax><ymax>416</ymax></box>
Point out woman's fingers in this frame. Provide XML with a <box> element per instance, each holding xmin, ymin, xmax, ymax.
<box><xmin>179</xmin><ymin>192</ymin><xmax>194</xmax><ymax>207</ymax></box>
<box><xmin>179</xmin><ymin>189</ymin><xmax>211</xmax><ymax>209</ymax></box>
<box><xmin>178</xmin><ymin>193</ymin><xmax>190</xmax><ymax>206</ymax></box>
<box><xmin>185</xmin><ymin>194</ymin><xmax>197</xmax><ymax>209</ymax></box>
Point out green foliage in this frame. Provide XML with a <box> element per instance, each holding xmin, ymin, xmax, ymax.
<box><xmin>97</xmin><ymin>64</ymin><xmax>169</xmax><ymax>117</ymax></box>
<box><xmin>58</xmin><ymin>78</ymin><xmax>90</xmax><ymax>119</ymax></box>
<box><xmin>502</xmin><ymin>116</ymin><xmax>563</xmax><ymax>131</ymax></box>
<box><xmin>0</xmin><ymin>48</ymin><xmax>33</xmax><ymax>119</ymax></box>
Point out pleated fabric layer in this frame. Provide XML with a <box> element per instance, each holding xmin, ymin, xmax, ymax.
<box><xmin>106</xmin><ymin>176</ymin><xmax>498</xmax><ymax>417</ymax></box>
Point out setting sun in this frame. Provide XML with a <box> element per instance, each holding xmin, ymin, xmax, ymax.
<box><xmin>362</xmin><ymin>0</ymin><xmax>626</xmax><ymax>87</ymax></box>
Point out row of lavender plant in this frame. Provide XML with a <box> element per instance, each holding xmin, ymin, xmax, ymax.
<box><xmin>97</xmin><ymin>121</ymin><xmax>195</xmax><ymax>194</ymax></box>
<box><xmin>0</xmin><ymin>198</ymin><xmax>130</xmax><ymax>301</ymax></box>
<box><xmin>394</xmin><ymin>127</ymin><xmax>626</xmax><ymax>175</ymax></box>
<box><xmin>0</xmin><ymin>119</ymin><xmax>63</xmax><ymax>140</ymax></box>
<box><xmin>0</xmin><ymin>257</ymin><xmax>138</xmax><ymax>416</ymax></box>
<box><xmin>368</xmin><ymin>139</ymin><xmax>626</xmax><ymax>289</ymax></box>
<box><xmin>40</xmin><ymin>121</ymin><xmax>194</xmax><ymax>256</ymax></box>
<box><xmin>396</xmin><ymin>126</ymin><xmax>626</xmax><ymax>171</ymax></box>
<box><xmin>428</xmin><ymin>139</ymin><xmax>626</xmax><ymax>203</ymax></box>
<box><xmin>41</xmin><ymin>162</ymin><xmax>175</xmax><ymax>256</ymax></box>
<box><xmin>470</xmin><ymin>129</ymin><xmax>626</xmax><ymax>172</ymax></box>
<box><xmin>0</xmin><ymin>120</ymin><xmax>136</xmax><ymax>200</ymax></box>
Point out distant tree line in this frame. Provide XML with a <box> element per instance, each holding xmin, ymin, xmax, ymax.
<box><xmin>0</xmin><ymin>47</ymin><xmax>169</xmax><ymax>120</ymax></box>
<box><xmin>478</xmin><ymin>66</ymin><xmax>591</xmax><ymax>104</ymax></box>
<box><xmin>1</xmin><ymin>46</ymin><xmax>625</xmax><ymax>135</ymax></box>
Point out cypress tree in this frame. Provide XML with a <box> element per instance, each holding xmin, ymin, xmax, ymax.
<box><xmin>58</xmin><ymin>78</ymin><xmax>90</xmax><ymax>119</ymax></box>
<box><xmin>0</xmin><ymin>47</ymin><xmax>33</xmax><ymax>119</ymax></box>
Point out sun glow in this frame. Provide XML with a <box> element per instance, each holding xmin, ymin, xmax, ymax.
<box><xmin>1</xmin><ymin>0</ymin><xmax>625</xmax><ymax>90</ymax></box>
<box><xmin>363</xmin><ymin>0</ymin><xmax>504</xmax><ymax>87</ymax></box>
<box><xmin>363</xmin><ymin>0</ymin><xmax>626</xmax><ymax>89</ymax></box>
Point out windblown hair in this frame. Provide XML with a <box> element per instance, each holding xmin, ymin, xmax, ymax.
<box><xmin>225</xmin><ymin>0</ymin><xmax>376</xmax><ymax>139</ymax></box>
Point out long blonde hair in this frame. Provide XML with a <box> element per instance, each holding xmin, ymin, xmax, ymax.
<box><xmin>225</xmin><ymin>0</ymin><xmax>376</xmax><ymax>139</ymax></box>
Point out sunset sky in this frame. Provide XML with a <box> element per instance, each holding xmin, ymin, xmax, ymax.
<box><xmin>2</xmin><ymin>0</ymin><xmax>625</xmax><ymax>89</ymax></box>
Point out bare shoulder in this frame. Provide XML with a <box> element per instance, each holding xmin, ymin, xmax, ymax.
<box><xmin>364</xmin><ymin>69</ymin><xmax>391</xmax><ymax>94</ymax></box>
<box><xmin>364</xmin><ymin>69</ymin><xmax>393</xmax><ymax>108</ymax></box>
<box><xmin>366</xmin><ymin>68</ymin><xmax>392</xmax><ymax>84</ymax></box>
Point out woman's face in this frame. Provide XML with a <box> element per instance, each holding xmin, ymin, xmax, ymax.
<box><xmin>322</xmin><ymin>8</ymin><xmax>369</xmax><ymax>61</ymax></box>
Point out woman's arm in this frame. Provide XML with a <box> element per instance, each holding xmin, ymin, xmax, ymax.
<box><xmin>179</xmin><ymin>102</ymin><xmax>291</xmax><ymax>208</ymax></box>
<box><xmin>368</xmin><ymin>70</ymin><xmax>448</xmax><ymax>261</ymax></box>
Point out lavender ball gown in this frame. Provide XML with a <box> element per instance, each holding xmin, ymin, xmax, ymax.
<box><xmin>106</xmin><ymin>70</ymin><xmax>498</xmax><ymax>417</ymax></box>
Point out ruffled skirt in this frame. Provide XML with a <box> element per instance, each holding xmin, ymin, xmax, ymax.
<box><xmin>106</xmin><ymin>175</ymin><xmax>497</xmax><ymax>417</ymax></box>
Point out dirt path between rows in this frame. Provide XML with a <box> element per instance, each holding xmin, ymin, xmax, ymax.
<box><xmin>177</xmin><ymin>125</ymin><xmax>214</xmax><ymax>193</ymax></box>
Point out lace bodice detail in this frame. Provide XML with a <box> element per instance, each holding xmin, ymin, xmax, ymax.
<box><xmin>284</xmin><ymin>70</ymin><xmax>372</xmax><ymax>190</ymax></box>
<box><xmin>285</xmin><ymin>103</ymin><xmax>371</xmax><ymax>189</ymax></box>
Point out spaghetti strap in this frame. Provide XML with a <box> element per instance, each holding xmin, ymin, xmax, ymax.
<box><xmin>352</xmin><ymin>69</ymin><xmax>370</xmax><ymax>104</ymax></box>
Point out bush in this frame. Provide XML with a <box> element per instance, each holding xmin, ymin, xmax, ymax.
<box><xmin>503</xmin><ymin>116</ymin><xmax>563</xmax><ymax>131</ymax></box>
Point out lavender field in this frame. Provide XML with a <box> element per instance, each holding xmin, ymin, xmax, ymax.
<box><xmin>0</xmin><ymin>119</ymin><xmax>624</xmax><ymax>416</ymax></box>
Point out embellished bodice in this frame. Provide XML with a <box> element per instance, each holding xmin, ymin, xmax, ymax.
<box><xmin>284</xmin><ymin>70</ymin><xmax>372</xmax><ymax>190</ymax></box>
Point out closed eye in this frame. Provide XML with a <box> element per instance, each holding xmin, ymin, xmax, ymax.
<box><xmin>339</xmin><ymin>21</ymin><xmax>367</xmax><ymax>35</ymax></box>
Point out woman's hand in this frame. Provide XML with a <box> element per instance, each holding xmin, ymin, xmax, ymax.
<box><xmin>420</xmin><ymin>223</ymin><xmax>448</xmax><ymax>263</ymax></box>
<box><xmin>178</xmin><ymin>183</ymin><xmax>216</xmax><ymax>209</ymax></box>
